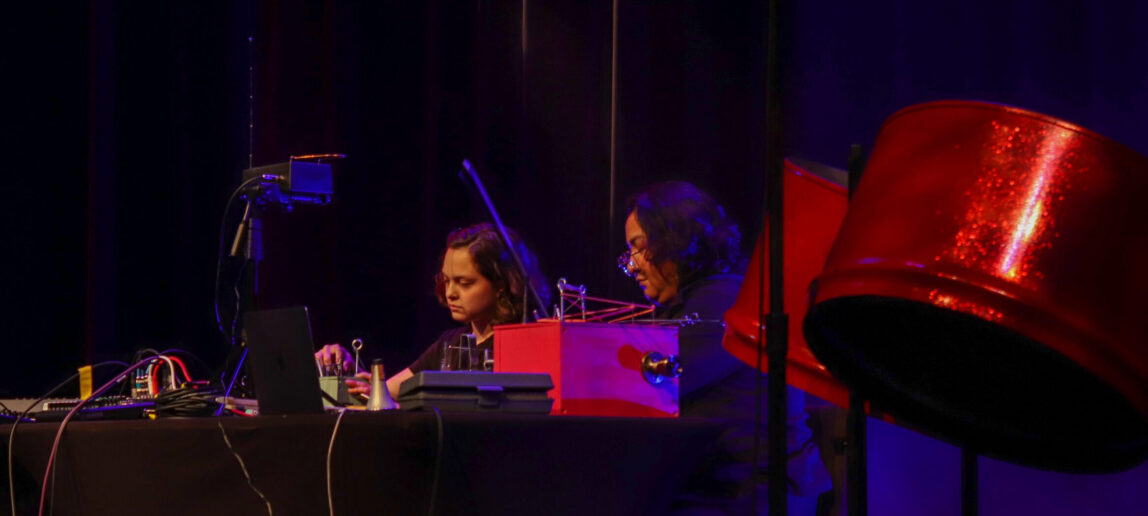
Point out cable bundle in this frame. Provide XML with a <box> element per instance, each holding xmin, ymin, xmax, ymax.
<box><xmin>155</xmin><ymin>384</ymin><xmax>221</xmax><ymax>418</ymax></box>
<box><xmin>137</xmin><ymin>355</ymin><xmax>195</xmax><ymax>397</ymax></box>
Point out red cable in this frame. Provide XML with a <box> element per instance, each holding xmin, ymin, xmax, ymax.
<box><xmin>167</xmin><ymin>356</ymin><xmax>194</xmax><ymax>383</ymax></box>
<box><xmin>147</xmin><ymin>361</ymin><xmax>159</xmax><ymax>396</ymax></box>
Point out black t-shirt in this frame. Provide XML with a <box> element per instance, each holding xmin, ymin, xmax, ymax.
<box><xmin>408</xmin><ymin>326</ymin><xmax>494</xmax><ymax>373</ymax></box>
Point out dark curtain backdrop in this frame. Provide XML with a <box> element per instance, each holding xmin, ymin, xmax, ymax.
<box><xmin>5</xmin><ymin>1</ymin><xmax>1146</xmax><ymax>400</ymax></box>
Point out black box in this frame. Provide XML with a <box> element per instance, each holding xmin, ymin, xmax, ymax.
<box><xmin>242</xmin><ymin>161</ymin><xmax>333</xmax><ymax>205</ymax></box>
<box><xmin>397</xmin><ymin>371</ymin><xmax>554</xmax><ymax>414</ymax></box>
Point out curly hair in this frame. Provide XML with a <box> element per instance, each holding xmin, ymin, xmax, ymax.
<box><xmin>625</xmin><ymin>181</ymin><xmax>741</xmax><ymax>288</ymax></box>
<box><xmin>434</xmin><ymin>223</ymin><xmax>551</xmax><ymax>324</ymax></box>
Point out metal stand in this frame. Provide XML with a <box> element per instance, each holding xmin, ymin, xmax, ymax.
<box><xmin>762</xmin><ymin>0</ymin><xmax>787</xmax><ymax>512</ymax></box>
<box><xmin>962</xmin><ymin>448</ymin><xmax>978</xmax><ymax>516</ymax></box>
<box><xmin>231</xmin><ymin>201</ymin><xmax>264</xmax><ymax>324</ymax></box>
<box><xmin>845</xmin><ymin>144</ymin><xmax>867</xmax><ymax>516</ymax></box>
<box><xmin>765</xmin><ymin>312</ymin><xmax>790</xmax><ymax>515</ymax></box>
<box><xmin>847</xmin><ymin>392</ymin><xmax>868</xmax><ymax>516</ymax></box>
<box><xmin>216</xmin><ymin>163</ymin><xmax>334</xmax><ymax>399</ymax></box>
<box><xmin>221</xmin><ymin>201</ymin><xmax>264</xmax><ymax>398</ymax></box>
<box><xmin>459</xmin><ymin>160</ymin><xmax>550</xmax><ymax>321</ymax></box>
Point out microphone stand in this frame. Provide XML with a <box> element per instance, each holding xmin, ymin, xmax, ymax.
<box><xmin>762</xmin><ymin>0</ymin><xmax>788</xmax><ymax>514</ymax></box>
<box><xmin>846</xmin><ymin>144</ymin><xmax>868</xmax><ymax>516</ymax></box>
<box><xmin>222</xmin><ymin>194</ymin><xmax>265</xmax><ymax>400</ymax></box>
<box><xmin>230</xmin><ymin>199</ymin><xmax>264</xmax><ymax>321</ymax></box>
<box><xmin>459</xmin><ymin>159</ymin><xmax>551</xmax><ymax>321</ymax></box>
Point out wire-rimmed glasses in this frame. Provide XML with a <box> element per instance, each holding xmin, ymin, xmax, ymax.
<box><xmin>617</xmin><ymin>248</ymin><xmax>640</xmax><ymax>278</ymax></box>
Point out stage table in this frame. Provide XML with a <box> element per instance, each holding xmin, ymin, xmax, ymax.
<box><xmin>3</xmin><ymin>411</ymin><xmax>723</xmax><ymax>516</ymax></box>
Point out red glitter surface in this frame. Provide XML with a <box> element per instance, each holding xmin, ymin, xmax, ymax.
<box><xmin>810</xmin><ymin>100</ymin><xmax>1148</xmax><ymax>418</ymax></box>
<box><xmin>944</xmin><ymin>119</ymin><xmax>1081</xmax><ymax>288</ymax></box>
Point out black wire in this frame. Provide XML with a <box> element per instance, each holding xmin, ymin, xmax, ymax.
<box><xmin>155</xmin><ymin>385</ymin><xmax>221</xmax><ymax>418</ymax></box>
<box><xmin>132</xmin><ymin>348</ymin><xmax>162</xmax><ymax>359</ymax></box>
<box><xmin>158</xmin><ymin>348</ymin><xmax>214</xmax><ymax>378</ymax></box>
<box><xmin>229</xmin><ymin>260</ymin><xmax>251</xmax><ymax>348</ymax></box>
<box><xmin>214</xmin><ymin>259</ymin><xmax>253</xmax><ymax>400</ymax></box>
<box><xmin>214</xmin><ymin>175</ymin><xmax>268</xmax><ymax>346</ymax></box>
<box><xmin>428</xmin><ymin>406</ymin><xmax>444</xmax><ymax>516</ymax></box>
<box><xmin>320</xmin><ymin>389</ymin><xmax>346</xmax><ymax>408</ymax></box>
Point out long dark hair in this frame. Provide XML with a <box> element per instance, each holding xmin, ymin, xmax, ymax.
<box><xmin>625</xmin><ymin>181</ymin><xmax>741</xmax><ymax>288</ymax></box>
<box><xmin>434</xmin><ymin>223</ymin><xmax>550</xmax><ymax>324</ymax></box>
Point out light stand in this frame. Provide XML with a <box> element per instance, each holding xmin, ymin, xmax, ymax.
<box><xmin>216</xmin><ymin>159</ymin><xmax>336</xmax><ymax>399</ymax></box>
<box><xmin>845</xmin><ymin>144</ymin><xmax>867</xmax><ymax>516</ymax></box>
<box><xmin>762</xmin><ymin>0</ymin><xmax>787</xmax><ymax>513</ymax></box>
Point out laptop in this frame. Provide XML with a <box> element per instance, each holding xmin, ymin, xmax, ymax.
<box><xmin>243</xmin><ymin>306</ymin><xmax>325</xmax><ymax>415</ymax></box>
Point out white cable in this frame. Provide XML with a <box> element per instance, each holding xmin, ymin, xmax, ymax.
<box><xmin>218</xmin><ymin>421</ymin><xmax>273</xmax><ymax>516</ymax></box>
<box><xmin>327</xmin><ymin>408</ymin><xmax>349</xmax><ymax>516</ymax></box>
<box><xmin>146</xmin><ymin>362</ymin><xmax>158</xmax><ymax>396</ymax></box>
<box><xmin>156</xmin><ymin>355</ymin><xmax>179</xmax><ymax>389</ymax></box>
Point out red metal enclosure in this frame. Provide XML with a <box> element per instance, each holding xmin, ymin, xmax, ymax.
<box><xmin>495</xmin><ymin>322</ymin><xmax>679</xmax><ymax>417</ymax></box>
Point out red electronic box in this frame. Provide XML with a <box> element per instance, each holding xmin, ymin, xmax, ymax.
<box><xmin>494</xmin><ymin>322</ymin><xmax>679</xmax><ymax>417</ymax></box>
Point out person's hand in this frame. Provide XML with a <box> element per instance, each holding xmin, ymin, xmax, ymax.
<box><xmin>315</xmin><ymin>343</ymin><xmax>353</xmax><ymax>376</ymax></box>
<box><xmin>346</xmin><ymin>371</ymin><xmax>371</xmax><ymax>396</ymax></box>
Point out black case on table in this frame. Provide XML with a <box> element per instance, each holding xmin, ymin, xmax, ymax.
<box><xmin>396</xmin><ymin>371</ymin><xmax>553</xmax><ymax>414</ymax></box>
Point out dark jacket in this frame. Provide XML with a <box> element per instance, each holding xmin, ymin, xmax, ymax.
<box><xmin>660</xmin><ymin>274</ymin><xmax>829</xmax><ymax>514</ymax></box>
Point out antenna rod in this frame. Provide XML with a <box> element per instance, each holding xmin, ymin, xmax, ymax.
<box><xmin>247</xmin><ymin>35</ymin><xmax>254</xmax><ymax>169</ymax></box>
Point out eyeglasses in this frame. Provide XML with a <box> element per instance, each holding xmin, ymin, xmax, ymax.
<box><xmin>617</xmin><ymin>248</ymin><xmax>642</xmax><ymax>278</ymax></box>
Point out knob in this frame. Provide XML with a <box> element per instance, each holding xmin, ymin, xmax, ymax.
<box><xmin>641</xmin><ymin>351</ymin><xmax>683</xmax><ymax>385</ymax></box>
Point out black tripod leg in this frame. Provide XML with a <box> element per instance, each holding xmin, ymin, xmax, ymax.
<box><xmin>962</xmin><ymin>447</ymin><xmax>978</xmax><ymax>516</ymax></box>
<box><xmin>847</xmin><ymin>391</ymin><xmax>867</xmax><ymax>516</ymax></box>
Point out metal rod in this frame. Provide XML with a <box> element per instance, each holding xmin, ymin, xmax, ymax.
<box><xmin>845</xmin><ymin>146</ymin><xmax>868</xmax><ymax>516</ymax></box>
<box><xmin>763</xmin><ymin>0</ymin><xmax>788</xmax><ymax>512</ymax></box>
<box><xmin>848</xmin><ymin>144</ymin><xmax>864</xmax><ymax>198</ymax></box>
<box><xmin>459</xmin><ymin>160</ymin><xmax>551</xmax><ymax>320</ymax></box>
<box><xmin>847</xmin><ymin>392</ymin><xmax>868</xmax><ymax>516</ymax></box>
